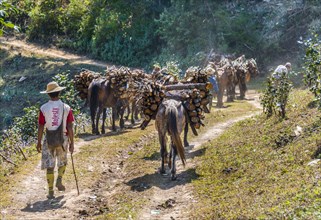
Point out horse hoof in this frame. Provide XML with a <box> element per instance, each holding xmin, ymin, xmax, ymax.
<box><xmin>171</xmin><ymin>175</ymin><xmax>177</xmax><ymax>181</ymax></box>
<box><xmin>184</xmin><ymin>142</ymin><xmax>189</xmax><ymax>148</ymax></box>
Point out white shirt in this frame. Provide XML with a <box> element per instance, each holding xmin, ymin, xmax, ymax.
<box><xmin>40</xmin><ymin>100</ymin><xmax>71</xmax><ymax>133</ymax></box>
<box><xmin>272</xmin><ymin>65</ymin><xmax>288</xmax><ymax>79</ymax></box>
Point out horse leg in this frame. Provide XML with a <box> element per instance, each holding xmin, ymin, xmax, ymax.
<box><xmin>134</xmin><ymin>105</ymin><xmax>139</xmax><ymax>120</ymax></box>
<box><xmin>95</xmin><ymin>106</ymin><xmax>103</xmax><ymax>135</ymax></box>
<box><xmin>91</xmin><ymin>109</ymin><xmax>96</xmax><ymax>134</ymax></box>
<box><xmin>101</xmin><ymin>108</ymin><xmax>107</xmax><ymax>134</ymax></box>
<box><xmin>239</xmin><ymin>78</ymin><xmax>247</xmax><ymax>100</ymax></box>
<box><xmin>217</xmin><ymin>86</ymin><xmax>224</xmax><ymax>108</ymax></box>
<box><xmin>131</xmin><ymin>103</ymin><xmax>135</xmax><ymax>125</ymax></box>
<box><xmin>120</xmin><ymin>112</ymin><xmax>125</xmax><ymax>129</ymax></box>
<box><xmin>159</xmin><ymin>133</ymin><xmax>167</xmax><ymax>175</ymax></box>
<box><xmin>111</xmin><ymin>107</ymin><xmax>117</xmax><ymax>131</ymax></box>
<box><xmin>184</xmin><ymin>123</ymin><xmax>189</xmax><ymax>147</ymax></box>
<box><xmin>125</xmin><ymin>105</ymin><xmax>130</xmax><ymax>121</ymax></box>
<box><xmin>170</xmin><ymin>140</ymin><xmax>178</xmax><ymax>180</ymax></box>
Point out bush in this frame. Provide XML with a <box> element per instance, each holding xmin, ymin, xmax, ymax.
<box><xmin>302</xmin><ymin>33</ymin><xmax>321</xmax><ymax>107</ymax></box>
<box><xmin>27</xmin><ymin>0</ymin><xmax>63</xmax><ymax>42</ymax></box>
<box><xmin>261</xmin><ymin>73</ymin><xmax>293</xmax><ymax>118</ymax></box>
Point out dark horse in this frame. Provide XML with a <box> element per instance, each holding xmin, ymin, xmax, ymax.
<box><xmin>155</xmin><ymin>99</ymin><xmax>187</xmax><ymax>180</ymax></box>
<box><xmin>88</xmin><ymin>78</ymin><xmax>125</xmax><ymax>134</ymax></box>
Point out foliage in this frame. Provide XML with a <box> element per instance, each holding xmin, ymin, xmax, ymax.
<box><xmin>12</xmin><ymin>0</ymin><xmax>321</xmax><ymax>70</ymax></box>
<box><xmin>11</xmin><ymin>105</ymin><xmax>39</xmax><ymax>141</ymax></box>
<box><xmin>261</xmin><ymin>73</ymin><xmax>292</xmax><ymax>118</ymax></box>
<box><xmin>302</xmin><ymin>33</ymin><xmax>321</xmax><ymax>107</ymax></box>
<box><xmin>27</xmin><ymin>0</ymin><xmax>64</xmax><ymax>41</ymax></box>
<box><xmin>0</xmin><ymin>0</ymin><xmax>19</xmax><ymax>35</ymax></box>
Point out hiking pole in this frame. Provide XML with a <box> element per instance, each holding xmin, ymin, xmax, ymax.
<box><xmin>70</xmin><ymin>153</ymin><xmax>80</xmax><ymax>195</ymax></box>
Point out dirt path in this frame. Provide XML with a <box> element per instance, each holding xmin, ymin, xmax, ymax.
<box><xmin>2</xmin><ymin>136</ymin><xmax>101</xmax><ymax>220</ymax></box>
<box><xmin>0</xmin><ymin>37</ymin><xmax>109</xmax><ymax>68</ymax></box>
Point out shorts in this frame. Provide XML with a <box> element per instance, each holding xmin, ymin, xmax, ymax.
<box><xmin>41</xmin><ymin>136</ymin><xmax>69</xmax><ymax>170</ymax></box>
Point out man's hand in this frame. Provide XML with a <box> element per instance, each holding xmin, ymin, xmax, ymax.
<box><xmin>69</xmin><ymin>142</ymin><xmax>74</xmax><ymax>154</ymax></box>
<box><xmin>36</xmin><ymin>143</ymin><xmax>42</xmax><ymax>153</ymax></box>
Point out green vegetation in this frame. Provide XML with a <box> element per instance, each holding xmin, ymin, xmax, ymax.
<box><xmin>261</xmin><ymin>73</ymin><xmax>293</xmax><ymax>118</ymax></box>
<box><xmin>0</xmin><ymin>0</ymin><xmax>19</xmax><ymax>35</ymax></box>
<box><xmin>9</xmin><ymin>1</ymin><xmax>321</xmax><ymax>70</ymax></box>
<box><xmin>302</xmin><ymin>33</ymin><xmax>321</xmax><ymax>108</ymax></box>
<box><xmin>192</xmin><ymin>90</ymin><xmax>321</xmax><ymax>219</ymax></box>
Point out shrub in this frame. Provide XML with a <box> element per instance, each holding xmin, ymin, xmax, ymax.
<box><xmin>261</xmin><ymin>73</ymin><xmax>293</xmax><ymax>118</ymax></box>
<box><xmin>302</xmin><ymin>33</ymin><xmax>321</xmax><ymax>107</ymax></box>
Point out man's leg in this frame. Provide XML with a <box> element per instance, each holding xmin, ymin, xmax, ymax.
<box><xmin>41</xmin><ymin>139</ymin><xmax>56</xmax><ymax>199</ymax></box>
<box><xmin>56</xmin><ymin>165</ymin><xmax>66</xmax><ymax>191</ymax></box>
<box><xmin>46</xmin><ymin>168</ymin><xmax>55</xmax><ymax>199</ymax></box>
<box><xmin>56</xmin><ymin>137</ymin><xmax>68</xmax><ymax>191</ymax></box>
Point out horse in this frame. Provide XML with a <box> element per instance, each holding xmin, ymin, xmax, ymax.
<box><xmin>155</xmin><ymin>99</ymin><xmax>187</xmax><ymax>180</ymax></box>
<box><xmin>230</xmin><ymin>58</ymin><xmax>259</xmax><ymax>100</ymax></box>
<box><xmin>87</xmin><ymin>78</ymin><xmax>126</xmax><ymax>134</ymax></box>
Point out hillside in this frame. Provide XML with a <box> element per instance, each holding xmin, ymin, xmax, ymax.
<box><xmin>191</xmin><ymin>89</ymin><xmax>321</xmax><ymax>219</ymax></box>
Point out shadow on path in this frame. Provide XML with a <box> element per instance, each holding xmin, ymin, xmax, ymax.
<box><xmin>21</xmin><ymin>196</ymin><xmax>65</xmax><ymax>213</ymax></box>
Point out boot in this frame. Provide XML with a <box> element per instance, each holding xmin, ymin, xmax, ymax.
<box><xmin>47</xmin><ymin>190</ymin><xmax>54</xmax><ymax>199</ymax></box>
<box><xmin>56</xmin><ymin>177</ymin><xmax>66</xmax><ymax>191</ymax></box>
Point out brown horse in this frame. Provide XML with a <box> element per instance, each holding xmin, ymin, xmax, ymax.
<box><xmin>230</xmin><ymin>58</ymin><xmax>259</xmax><ymax>100</ymax></box>
<box><xmin>87</xmin><ymin>78</ymin><xmax>125</xmax><ymax>134</ymax></box>
<box><xmin>216</xmin><ymin>65</ymin><xmax>235</xmax><ymax>107</ymax></box>
<box><xmin>155</xmin><ymin>99</ymin><xmax>187</xmax><ymax>180</ymax></box>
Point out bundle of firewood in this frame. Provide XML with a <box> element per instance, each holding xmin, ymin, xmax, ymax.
<box><xmin>74</xmin><ymin>69</ymin><xmax>101</xmax><ymax>100</ymax></box>
<box><xmin>140</xmin><ymin>82</ymin><xmax>165</xmax><ymax>129</ymax></box>
<box><xmin>182</xmin><ymin>67</ymin><xmax>212</xmax><ymax>112</ymax></box>
<box><xmin>174</xmin><ymin>89</ymin><xmax>205</xmax><ymax>129</ymax></box>
<box><xmin>164</xmin><ymin>84</ymin><xmax>208</xmax><ymax>129</ymax></box>
<box><xmin>105</xmin><ymin>66</ymin><xmax>130</xmax><ymax>98</ymax></box>
<box><xmin>139</xmin><ymin>81</ymin><xmax>208</xmax><ymax>130</ymax></box>
<box><xmin>183</xmin><ymin>67</ymin><xmax>208</xmax><ymax>83</ymax></box>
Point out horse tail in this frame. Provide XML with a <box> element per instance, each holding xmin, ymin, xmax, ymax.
<box><xmin>167</xmin><ymin>107</ymin><xmax>186</xmax><ymax>166</ymax></box>
<box><xmin>89</xmin><ymin>81</ymin><xmax>99</xmax><ymax>118</ymax></box>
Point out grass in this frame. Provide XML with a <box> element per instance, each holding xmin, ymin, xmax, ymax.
<box><xmin>191</xmin><ymin>89</ymin><xmax>321</xmax><ymax>219</ymax></box>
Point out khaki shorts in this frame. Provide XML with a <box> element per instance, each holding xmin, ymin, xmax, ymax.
<box><xmin>41</xmin><ymin>136</ymin><xmax>69</xmax><ymax>170</ymax></box>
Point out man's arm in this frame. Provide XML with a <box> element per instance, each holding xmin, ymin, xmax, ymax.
<box><xmin>67</xmin><ymin>122</ymin><xmax>74</xmax><ymax>154</ymax></box>
<box><xmin>37</xmin><ymin>124</ymin><xmax>45</xmax><ymax>153</ymax></box>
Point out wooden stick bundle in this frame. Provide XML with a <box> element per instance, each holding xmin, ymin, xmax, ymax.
<box><xmin>74</xmin><ymin>69</ymin><xmax>101</xmax><ymax>100</ymax></box>
<box><xmin>182</xmin><ymin>67</ymin><xmax>213</xmax><ymax>113</ymax></box>
<box><xmin>140</xmin><ymin>82</ymin><xmax>165</xmax><ymax>129</ymax></box>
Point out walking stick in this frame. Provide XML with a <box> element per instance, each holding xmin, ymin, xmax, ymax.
<box><xmin>71</xmin><ymin>153</ymin><xmax>80</xmax><ymax>195</ymax></box>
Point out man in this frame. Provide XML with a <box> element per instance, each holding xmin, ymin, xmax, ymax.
<box><xmin>272</xmin><ymin>62</ymin><xmax>292</xmax><ymax>79</ymax></box>
<box><xmin>37</xmin><ymin>81</ymin><xmax>74</xmax><ymax>199</ymax></box>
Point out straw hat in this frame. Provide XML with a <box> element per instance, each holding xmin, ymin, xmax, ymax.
<box><xmin>40</xmin><ymin>81</ymin><xmax>66</xmax><ymax>94</ymax></box>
